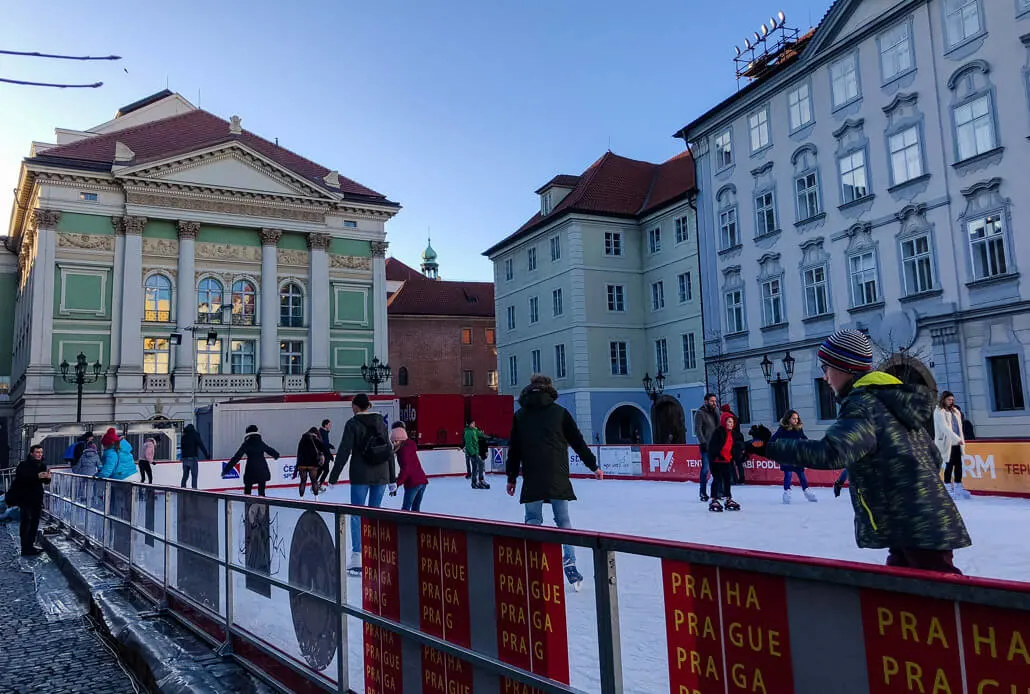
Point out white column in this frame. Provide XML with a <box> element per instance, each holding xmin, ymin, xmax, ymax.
<box><xmin>307</xmin><ymin>233</ymin><xmax>332</xmax><ymax>391</ymax></box>
<box><xmin>107</xmin><ymin>221</ymin><xmax>125</xmax><ymax>394</ymax></box>
<box><xmin>25</xmin><ymin>209</ymin><xmax>59</xmax><ymax>394</ymax></box>
<box><xmin>174</xmin><ymin>221</ymin><xmax>198</xmax><ymax>388</ymax></box>
<box><xmin>115</xmin><ymin>216</ymin><xmax>146</xmax><ymax>392</ymax></box>
<box><xmin>259</xmin><ymin>228</ymin><xmax>283</xmax><ymax>391</ymax></box>
<box><xmin>370</xmin><ymin>240</ymin><xmax>391</xmax><ymax>393</ymax></box>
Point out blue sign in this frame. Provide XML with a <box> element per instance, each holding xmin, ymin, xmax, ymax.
<box><xmin>222</xmin><ymin>462</ymin><xmax>241</xmax><ymax>479</ymax></box>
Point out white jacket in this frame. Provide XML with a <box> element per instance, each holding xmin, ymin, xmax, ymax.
<box><xmin>933</xmin><ymin>407</ymin><xmax>964</xmax><ymax>461</ymax></box>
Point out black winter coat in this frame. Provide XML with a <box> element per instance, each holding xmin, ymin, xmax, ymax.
<box><xmin>707</xmin><ymin>428</ymin><xmax>744</xmax><ymax>465</ymax></box>
<box><xmin>227</xmin><ymin>433</ymin><xmax>280</xmax><ymax>484</ymax></box>
<box><xmin>296</xmin><ymin>433</ymin><xmax>329</xmax><ymax>470</ymax></box>
<box><xmin>181</xmin><ymin>425</ymin><xmax>210</xmax><ymax>459</ymax></box>
<box><xmin>11</xmin><ymin>456</ymin><xmax>49</xmax><ymax>508</ymax></box>
<box><xmin>506</xmin><ymin>386</ymin><xmax>596</xmax><ymax>504</ymax></box>
<box><xmin>328</xmin><ymin>412</ymin><xmax>397</xmax><ymax>486</ymax></box>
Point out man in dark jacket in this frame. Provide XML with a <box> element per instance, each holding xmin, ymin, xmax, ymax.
<box><xmin>226</xmin><ymin>425</ymin><xmax>280</xmax><ymax>497</ymax></box>
<box><xmin>328</xmin><ymin>394</ymin><xmax>397</xmax><ymax>574</ymax></box>
<box><xmin>693</xmin><ymin>393</ymin><xmax>719</xmax><ymax>501</ymax></box>
<box><xmin>505</xmin><ymin>374</ymin><xmax>602</xmax><ymax>590</ymax></box>
<box><xmin>751</xmin><ymin>329</ymin><xmax>971</xmax><ymax>574</ymax></box>
<box><xmin>316</xmin><ymin>419</ymin><xmax>335</xmax><ymax>491</ymax></box>
<box><xmin>180</xmin><ymin>424</ymin><xmax>210</xmax><ymax>489</ymax></box>
<box><xmin>11</xmin><ymin>445</ymin><xmax>51</xmax><ymax>556</ymax></box>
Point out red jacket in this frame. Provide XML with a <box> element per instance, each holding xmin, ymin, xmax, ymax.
<box><xmin>395</xmin><ymin>440</ymin><xmax>428</xmax><ymax>488</ymax></box>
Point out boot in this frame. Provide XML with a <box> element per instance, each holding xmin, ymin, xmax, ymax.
<box><xmin>347</xmin><ymin>552</ymin><xmax>362</xmax><ymax>575</ymax></box>
<box><xmin>479</xmin><ymin>476</ymin><xmax>491</xmax><ymax>490</ymax></box>
<box><xmin>724</xmin><ymin>498</ymin><xmax>741</xmax><ymax>511</ymax></box>
<box><xmin>803</xmin><ymin>488</ymin><xmax>818</xmax><ymax>503</ymax></box>
<box><xmin>946</xmin><ymin>482</ymin><xmax>956</xmax><ymax>498</ymax></box>
<box><xmin>955</xmin><ymin>482</ymin><xmax>972</xmax><ymax>499</ymax></box>
<box><xmin>708</xmin><ymin>499</ymin><xmax>723</xmax><ymax>512</ymax></box>
<box><xmin>782</xmin><ymin>490</ymin><xmax>791</xmax><ymax>504</ymax></box>
<box><xmin>833</xmin><ymin>480</ymin><xmax>844</xmax><ymax>498</ymax></box>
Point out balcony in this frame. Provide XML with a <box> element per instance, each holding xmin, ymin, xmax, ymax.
<box><xmin>199</xmin><ymin>374</ymin><xmax>258</xmax><ymax>393</ymax></box>
<box><xmin>143</xmin><ymin>374</ymin><xmax>171</xmax><ymax>392</ymax></box>
<box><xmin>283</xmin><ymin>374</ymin><xmax>307</xmax><ymax>392</ymax></box>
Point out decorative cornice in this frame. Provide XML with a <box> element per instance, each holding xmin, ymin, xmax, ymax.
<box><xmin>177</xmin><ymin>220</ymin><xmax>200</xmax><ymax>240</ymax></box>
<box><xmin>126</xmin><ymin>189</ymin><xmax>326</xmax><ymax>223</ymax></box>
<box><xmin>757</xmin><ymin>252</ymin><xmax>780</xmax><ymax>265</ymax></box>
<box><xmin>799</xmin><ymin>236</ymin><xmax>825</xmax><ymax>251</ymax></box>
<box><xmin>277</xmin><ymin>248</ymin><xmax>308</xmax><ymax>266</ymax></box>
<box><xmin>195</xmin><ymin>242</ymin><xmax>261</xmax><ymax>263</ymax></box>
<box><xmin>329</xmin><ymin>254</ymin><xmax>372</xmax><ymax>271</ymax></box>
<box><xmin>790</xmin><ymin>144</ymin><xmax>817</xmax><ymax>165</ymax></box>
<box><xmin>722</xmin><ymin>264</ymin><xmax>742</xmax><ymax>277</ymax></box>
<box><xmin>960</xmin><ymin>177</ymin><xmax>1002</xmax><ymax>199</ymax></box>
<box><xmin>895</xmin><ymin>203</ymin><xmax>928</xmax><ymax>223</ymax></box>
<box><xmin>30</xmin><ymin>209</ymin><xmax>61</xmax><ymax>230</ymax></box>
<box><xmin>715</xmin><ymin>183</ymin><xmax>736</xmax><ymax>200</ymax></box>
<box><xmin>845</xmin><ymin>221</ymin><xmax>872</xmax><ymax>238</ymax></box>
<box><xmin>882</xmin><ymin>92</ymin><xmax>918</xmax><ymax>115</ymax></box>
<box><xmin>370</xmin><ymin>240</ymin><xmax>389</xmax><ymax>258</ymax></box>
<box><xmin>307</xmin><ymin>233</ymin><xmax>331</xmax><ymax>251</ymax></box>
<box><xmin>750</xmin><ymin>162</ymin><xmax>774</xmax><ymax>177</ymax></box>
<box><xmin>122</xmin><ymin>216</ymin><xmax>148</xmax><ymax>236</ymax></box>
<box><xmin>260</xmin><ymin>228</ymin><xmax>283</xmax><ymax>246</ymax></box>
<box><xmin>832</xmin><ymin>118</ymin><xmax>865</xmax><ymax>140</ymax></box>
<box><xmin>143</xmin><ymin>237</ymin><xmax>179</xmax><ymax>257</ymax></box>
<box><xmin>947</xmin><ymin>60</ymin><xmax>990</xmax><ymax>91</ymax></box>
<box><xmin>57</xmin><ymin>233</ymin><xmax>114</xmax><ymax>252</ymax></box>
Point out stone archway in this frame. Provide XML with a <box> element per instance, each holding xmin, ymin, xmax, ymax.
<box><xmin>651</xmin><ymin>396</ymin><xmax>686</xmax><ymax>444</ymax></box>
<box><xmin>603</xmin><ymin>404</ymin><xmax>652</xmax><ymax>445</ymax></box>
<box><xmin>881</xmin><ymin>353</ymin><xmax>937</xmax><ymax>391</ymax></box>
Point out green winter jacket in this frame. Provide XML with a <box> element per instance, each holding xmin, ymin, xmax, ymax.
<box><xmin>463</xmin><ymin>426</ymin><xmax>484</xmax><ymax>456</ymax></box>
<box><xmin>766</xmin><ymin>371</ymin><xmax>971</xmax><ymax>552</ymax></box>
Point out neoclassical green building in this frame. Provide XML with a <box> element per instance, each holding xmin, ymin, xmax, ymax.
<box><xmin>3</xmin><ymin>91</ymin><xmax>399</xmax><ymax>450</ymax></box>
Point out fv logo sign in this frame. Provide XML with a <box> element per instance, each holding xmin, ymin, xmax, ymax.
<box><xmin>650</xmin><ymin>450</ymin><xmax>674</xmax><ymax>473</ymax></box>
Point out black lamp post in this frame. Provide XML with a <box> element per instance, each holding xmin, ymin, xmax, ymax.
<box><xmin>642</xmin><ymin>370</ymin><xmax>666</xmax><ymax>402</ymax></box>
<box><xmin>760</xmin><ymin>351</ymin><xmax>796</xmax><ymax>384</ymax></box>
<box><xmin>361</xmin><ymin>356</ymin><xmax>392</xmax><ymax>395</ymax></box>
<box><xmin>60</xmin><ymin>352</ymin><xmax>103</xmax><ymax>423</ymax></box>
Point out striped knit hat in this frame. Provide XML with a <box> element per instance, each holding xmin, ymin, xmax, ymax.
<box><xmin>818</xmin><ymin>329</ymin><xmax>873</xmax><ymax>375</ymax></box>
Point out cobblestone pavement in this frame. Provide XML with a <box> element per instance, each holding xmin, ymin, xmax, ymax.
<box><xmin>0</xmin><ymin>522</ymin><xmax>140</xmax><ymax>694</ymax></box>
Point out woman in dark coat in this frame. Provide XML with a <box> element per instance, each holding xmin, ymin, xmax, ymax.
<box><xmin>294</xmin><ymin>427</ymin><xmax>329</xmax><ymax>498</ymax></box>
<box><xmin>226</xmin><ymin>425</ymin><xmax>280</xmax><ymax>496</ymax></box>
<box><xmin>707</xmin><ymin>412</ymin><xmax>743</xmax><ymax>512</ymax></box>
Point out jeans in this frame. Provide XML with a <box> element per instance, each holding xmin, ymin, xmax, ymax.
<box><xmin>782</xmin><ymin>468</ymin><xmax>809</xmax><ymax>490</ymax></box>
<box><xmin>181</xmin><ymin>458</ymin><xmax>199</xmax><ymax>488</ymax></box>
<box><xmin>465</xmin><ymin>454</ymin><xmax>477</xmax><ymax>477</ymax></box>
<box><xmin>350</xmin><ymin>484</ymin><xmax>387</xmax><ymax>554</ymax></box>
<box><xmin>699</xmin><ymin>451</ymin><xmax>711</xmax><ymax>497</ymax></box>
<box><xmin>471</xmin><ymin>456</ymin><xmax>485</xmax><ymax>481</ymax></box>
<box><xmin>402</xmin><ymin>484</ymin><xmax>427</xmax><ymax>512</ymax></box>
<box><xmin>524</xmin><ymin>500</ymin><xmax>576</xmax><ymax>566</ymax></box>
<box><xmin>837</xmin><ymin>469</ymin><xmax>849</xmax><ymax>484</ymax></box>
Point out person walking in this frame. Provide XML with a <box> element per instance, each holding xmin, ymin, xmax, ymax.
<box><xmin>692</xmin><ymin>393</ymin><xmax>719</xmax><ymax>502</ymax></box>
<box><xmin>721</xmin><ymin>404</ymin><xmax>747</xmax><ymax>484</ymax></box>
<box><xmin>294</xmin><ymin>427</ymin><xmax>327</xmax><ymax>498</ymax></box>
<box><xmin>463</xmin><ymin>420</ymin><xmax>488</xmax><ymax>488</ymax></box>
<box><xmin>750</xmin><ymin>329</ymin><xmax>971</xmax><ymax>574</ymax></box>
<box><xmin>226</xmin><ymin>425</ymin><xmax>280</xmax><ymax>497</ymax></box>
<box><xmin>97</xmin><ymin>429</ymin><xmax>140</xmax><ymax>482</ymax></box>
<box><xmin>771</xmin><ymin>410</ymin><xmax>817</xmax><ymax>504</ymax></box>
<box><xmin>327</xmin><ymin>394</ymin><xmax>397</xmax><ymax>575</ymax></box>
<box><xmin>505</xmin><ymin>374</ymin><xmax>602</xmax><ymax>590</ymax></box>
<box><xmin>179</xmin><ymin>424</ymin><xmax>210</xmax><ymax>489</ymax></box>
<box><xmin>934</xmin><ymin>392</ymin><xmax>969</xmax><ymax>499</ymax></box>
<box><xmin>9</xmin><ymin>445</ymin><xmax>51</xmax><ymax>555</ymax></box>
<box><xmin>391</xmin><ymin>423</ymin><xmax>429</xmax><ymax>512</ymax></box>
<box><xmin>316</xmin><ymin>419</ymin><xmax>335</xmax><ymax>492</ymax></box>
<box><xmin>706</xmin><ymin>412</ymin><xmax>742</xmax><ymax>512</ymax></box>
<box><xmin>139</xmin><ymin>437</ymin><xmax>157</xmax><ymax>484</ymax></box>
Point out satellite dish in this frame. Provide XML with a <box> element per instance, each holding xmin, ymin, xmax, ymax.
<box><xmin>778</xmin><ymin>10</ymin><xmax>786</xmax><ymax>24</ymax></box>
<box><xmin>744</xmin><ymin>38</ymin><xmax>752</xmax><ymax>50</ymax></box>
<box><xmin>760</xmin><ymin>24</ymin><xmax>769</xmax><ymax>37</ymax></box>
<box><xmin>734</xmin><ymin>45</ymin><xmax>742</xmax><ymax>57</ymax></box>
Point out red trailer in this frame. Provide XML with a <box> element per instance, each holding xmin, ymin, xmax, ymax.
<box><xmin>466</xmin><ymin>394</ymin><xmax>514</xmax><ymax>441</ymax></box>
<box><xmin>399</xmin><ymin>394</ymin><xmax>466</xmax><ymax>447</ymax></box>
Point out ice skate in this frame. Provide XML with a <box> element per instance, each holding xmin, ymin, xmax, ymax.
<box><xmin>699</xmin><ymin>491</ymin><xmax>709</xmax><ymax>502</ymax></box>
<box><xmin>708</xmin><ymin>499</ymin><xmax>723</xmax><ymax>512</ymax></box>
<box><xmin>955</xmin><ymin>483</ymin><xmax>972</xmax><ymax>499</ymax></box>
<box><xmin>563</xmin><ymin>561</ymin><xmax>583</xmax><ymax>591</ymax></box>
<box><xmin>479</xmin><ymin>477</ymin><xmax>491</xmax><ymax>490</ymax></box>
<box><xmin>833</xmin><ymin>480</ymin><xmax>844</xmax><ymax>498</ymax></box>
<box><xmin>946</xmin><ymin>482</ymin><xmax>955</xmax><ymax>498</ymax></box>
<box><xmin>803</xmin><ymin>489</ymin><xmax>818</xmax><ymax>502</ymax></box>
<box><xmin>347</xmin><ymin>552</ymin><xmax>362</xmax><ymax>576</ymax></box>
<box><xmin>724</xmin><ymin>498</ymin><xmax>741</xmax><ymax>511</ymax></box>
<box><xmin>782</xmin><ymin>490</ymin><xmax>791</xmax><ymax>504</ymax></box>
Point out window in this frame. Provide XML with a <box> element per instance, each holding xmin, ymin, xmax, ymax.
<box><xmin>462</xmin><ymin>370</ymin><xmax>474</xmax><ymax>388</ymax></box>
<box><xmin>803</xmin><ymin>265</ymin><xmax>830</xmax><ymax>316</ymax></box>
<box><xmin>506</xmin><ymin>306</ymin><xmax>516</xmax><ymax>330</ymax></box>
<box><xmin>230</xmin><ymin>340</ymin><xmax>256</xmax><ymax>374</ymax></box>
<box><xmin>749</xmin><ymin>107</ymin><xmax>771</xmax><ymax>152</ymax></box>
<box><xmin>527</xmin><ymin>247</ymin><xmax>537</xmax><ymax>272</ymax></box>
<box><xmin>509</xmin><ymin>356</ymin><xmax>518</xmax><ymax>387</ymax></box>
<box><xmin>531</xmin><ymin>349</ymin><xmax>541</xmax><ymax>374</ymax></box>
<box><xmin>968</xmin><ymin>214</ymin><xmax>1008</xmax><ymax>280</ymax></box>
<box><xmin>850</xmin><ymin>251</ymin><xmax>879</xmax><ymax>306</ymax></box>
<box><xmin>677</xmin><ymin>272</ymin><xmax>692</xmax><ymax>303</ymax></box>
<box><xmin>395</xmin><ymin>367</ymin><xmax>408</xmax><ymax>386</ymax></box>
<box><xmin>772</xmin><ymin>381</ymin><xmax>791</xmax><ymax>421</ymax></box>
<box><xmin>954</xmin><ymin>95</ymin><xmax>996</xmax><ymax>161</ymax></box>
<box><xmin>79</xmin><ymin>191</ymin><xmax>98</xmax><ymax>202</ymax></box>
<box><xmin>795</xmin><ymin>172</ymin><xmax>821</xmax><ymax>221</ymax></box>
<box><xmin>144</xmin><ymin>274</ymin><xmax>172</xmax><ymax>322</ymax></box>
<box><xmin>529</xmin><ymin>297</ymin><xmax>539</xmax><ymax>324</ymax></box>
<box><xmin>541</xmin><ymin>191</ymin><xmax>552</xmax><ymax>215</ymax></box>
<box><xmin>675</xmin><ymin>216</ymin><xmax>689</xmax><ymax>243</ymax></box>
<box><xmin>880</xmin><ymin>22</ymin><xmax>913</xmax><ymax>81</ymax></box>
<box><xmin>648</xmin><ymin>227</ymin><xmax>662</xmax><ymax>254</ymax></box>
<box><xmin>280</xmin><ymin>282</ymin><xmax>304</xmax><ymax>327</ymax></box>
<box><xmin>280</xmin><ymin>341</ymin><xmax>304</xmax><ymax>375</ymax></box>
<box><xmin>607</xmin><ymin>284</ymin><xmax>625</xmax><ymax>312</ymax></box>
<box><xmin>343</xmin><ymin>220</ymin><xmax>358</xmax><ymax>228</ymax></box>
<box><xmin>487</xmin><ymin>370</ymin><xmax>498</xmax><ymax>389</ymax></box>
<box><xmin>196</xmin><ymin>337</ymin><xmax>221</xmax><ymax>374</ymax></box>
<box><xmin>839</xmin><ymin>150</ymin><xmax>869</xmax><ymax>203</ymax></box>
<box><xmin>651</xmin><ymin>281</ymin><xmax>665</xmax><ymax>311</ymax></box>
<box><xmin>944</xmin><ymin>0</ymin><xmax>982</xmax><ymax>48</ymax></box>
<box><xmin>655</xmin><ymin>339</ymin><xmax>669</xmax><ymax>374</ymax></box>
<box><xmin>461</xmin><ymin>328</ymin><xmax>473</xmax><ymax>345</ymax></box>
<box><xmin>714</xmin><ymin>129</ymin><xmax>733</xmax><ymax>169</ymax></box>
<box><xmin>552</xmin><ymin>288</ymin><xmax>563</xmax><ymax>316</ymax></box>
<box><xmin>682</xmin><ymin>333</ymin><xmax>697</xmax><ymax>370</ymax></box>
<box><xmin>755</xmin><ymin>191</ymin><xmax>777</xmax><ymax>236</ymax></box>
<box><xmin>604</xmin><ymin>232</ymin><xmax>623</xmax><ymax>256</ymax></box>
<box><xmin>230</xmin><ymin>280</ymin><xmax>257</xmax><ymax>326</ymax></box>
<box><xmin>550</xmin><ymin>235</ymin><xmax>561</xmax><ymax>261</ymax></box>
<box><xmin>719</xmin><ymin>208</ymin><xmax>739</xmax><ymax>249</ymax></box>
<box><xmin>485</xmin><ymin>328</ymin><xmax>496</xmax><ymax>345</ymax></box>
<box><xmin>989</xmin><ymin>355</ymin><xmax>1025</xmax><ymax>411</ymax></box>
<box><xmin>725</xmin><ymin>289</ymin><xmax>745</xmax><ymax>333</ymax></box>
<box><xmin>197</xmin><ymin>278</ymin><xmax>224</xmax><ymax>323</ymax></box>
<box><xmin>143</xmin><ymin>338</ymin><xmax>170</xmax><ymax>374</ymax></box>
<box><xmin>889</xmin><ymin>127</ymin><xmax>923</xmax><ymax>185</ymax></box>
<box><xmin>761</xmin><ymin>278</ymin><xmax>783</xmax><ymax>326</ymax></box>
<box><xmin>504</xmin><ymin>258</ymin><xmax>514</xmax><ymax>281</ymax></box>
<box><xmin>830</xmin><ymin>53</ymin><xmax>860</xmax><ymax>108</ymax></box>
<box><xmin>610</xmin><ymin>341</ymin><xmax>628</xmax><ymax>376</ymax></box>
<box><xmin>817</xmin><ymin>379</ymin><xmax>838</xmax><ymax>420</ymax></box>
<box><xmin>733</xmin><ymin>387</ymin><xmax>751</xmax><ymax>425</ymax></box>
<box><xmin>787</xmin><ymin>83</ymin><xmax>813</xmax><ymax>131</ymax></box>
<box><xmin>901</xmin><ymin>235</ymin><xmax>935</xmax><ymax>295</ymax></box>
<box><xmin>554</xmin><ymin>345</ymin><xmax>567</xmax><ymax>379</ymax></box>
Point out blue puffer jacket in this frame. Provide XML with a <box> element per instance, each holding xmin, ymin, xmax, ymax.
<box><xmin>98</xmin><ymin>439</ymin><xmax>138</xmax><ymax>480</ymax></box>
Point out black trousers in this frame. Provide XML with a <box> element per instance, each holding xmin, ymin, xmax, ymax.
<box><xmin>711</xmin><ymin>464</ymin><xmax>734</xmax><ymax>500</ymax></box>
<box><xmin>20</xmin><ymin>504</ymin><xmax>42</xmax><ymax>552</ymax></box>
<box><xmin>138</xmin><ymin>460</ymin><xmax>153</xmax><ymax>484</ymax></box>
<box><xmin>943</xmin><ymin>446</ymin><xmax>963</xmax><ymax>483</ymax></box>
<box><xmin>244</xmin><ymin>480</ymin><xmax>267</xmax><ymax>497</ymax></box>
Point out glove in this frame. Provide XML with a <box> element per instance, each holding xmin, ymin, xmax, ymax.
<box><xmin>749</xmin><ymin>425</ymin><xmax>772</xmax><ymax>444</ymax></box>
<box><xmin>388</xmin><ymin>483</ymin><xmax>397</xmax><ymax>495</ymax></box>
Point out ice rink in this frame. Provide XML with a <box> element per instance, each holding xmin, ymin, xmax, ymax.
<box><xmin>252</xmin><ymin>475</ymin><xmax>1029</xmax><ymax>693</ymax></box>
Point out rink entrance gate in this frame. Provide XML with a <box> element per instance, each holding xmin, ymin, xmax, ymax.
<box><xmin>42</xmin><ymin>472</ymin><xmax>1030</xmax><ymax>694</ymax></box>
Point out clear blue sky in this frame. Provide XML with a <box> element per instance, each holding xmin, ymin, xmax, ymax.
<box><xmin>0</xmin><ymin>0</ymin><xmax>831</xmax><ymax>281</ymax></box>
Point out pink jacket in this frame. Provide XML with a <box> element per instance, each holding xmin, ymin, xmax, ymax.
<box><xmin>142</xmin><ymin>438</ymin><xmax>156</xmax><ymax>463</ymax></box>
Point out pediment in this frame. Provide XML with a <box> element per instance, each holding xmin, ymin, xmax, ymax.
<box><xmin>804</xmin><ymin>0</ymin><xmax>909</xmax><ymax>59</ymax></box>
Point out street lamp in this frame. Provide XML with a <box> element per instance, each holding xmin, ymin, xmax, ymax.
<box><xmin>760</xmin><ymin>351</ymin><xmax>796</xmax><ymax>384</ymax></box>
<box><xmin>642</xmin><ymin>370</ymin><xmax>666</xmax><ymax>402</ymax></box>
<box><xmin>361</xmin><ymin>356</ymin><xmax>391</xmax><ymax>395</ymax></box>
<box><xmin>60</xmin><ymin>352</ymin><xmax>103</xmax><ymax>423</ymax></box>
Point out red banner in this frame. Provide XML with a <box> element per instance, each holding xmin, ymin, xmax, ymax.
<box><xmin>362</xmin><ymin>519</ymin><xmax>402</xmax><ymax>694</ymax></box>
<box><xmin>960</xmin><ymin>602</ymin><xmax>1030</xmax><ymax>694</ymax></box>
<box><xmin>418</xmin><ymin>528</ymin><xmax>473</xmax><ymax>693</ymax></box>
<box><xmin>720</xmin><ymin>569</ymin><xmax>794</xmax><ymax>694</ymax></box>
<box><xmin>662</xmin><ymin>560</ymin><xmax>724</xmax><ymax>693</ymax></box>
<box><xmin>641</xmin><ymin>444</ymin><xmax>843</xmax><ymax>486</ymax></box>
<box><xmin>861</xmin><ymin>589</ymin><xmax>961</xmax><ymax>694</ymax></box>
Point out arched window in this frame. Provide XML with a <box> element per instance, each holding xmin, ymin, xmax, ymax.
<box><xmin>197</xmin><ymin>278</ymin><xmax>223</xmax><ymax>324</ymax></box>
<box><xmin>144</xmin><ymin>274</ymin><xmax>172</xmax><ymax>322</ymax></box>
<box><xmin>397</xmin><ymin>367</ymin><xmax>409</xmax><ymax>386</ymax></box>
<box><xmin>231</xmin><ymin>279</ymin><xmax>257</xmax><ymax>325</ymax></box>
<box><xmin>280</xmin><ymin>282</ymin><xmax>304</xmax><ymax>327</ymax></box>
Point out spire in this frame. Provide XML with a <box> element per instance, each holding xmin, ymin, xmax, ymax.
<box><xmin>421</xmin><ymin>234</ymin><xmax>439</xmax><ymax>280</ymax></box>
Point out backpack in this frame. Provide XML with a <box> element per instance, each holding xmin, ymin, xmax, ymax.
<box><xmin>63</xmin><ymin>443</ymin><xmax>77</xmax><ymax>462</ymax></box>
<box><xmin>358</xmin><ymin>417</ymin><xmax>393</xmax><ymax>465</ymax></box>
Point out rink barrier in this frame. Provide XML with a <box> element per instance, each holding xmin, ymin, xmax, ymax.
<box><xmin>41</xmin><ymin>472</ymin><xmax>1030</xmax><ymax>694</ymax></box>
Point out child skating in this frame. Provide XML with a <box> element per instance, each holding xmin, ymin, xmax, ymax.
<box><xmin>706</xmin><ymin>412</ymin><xmax>742</xmax><ymax>512</ymax></box>
<box><xmin>770</xmin><ymin>410</ymin><xmax>818</xmax><ymax>504</ymax></box>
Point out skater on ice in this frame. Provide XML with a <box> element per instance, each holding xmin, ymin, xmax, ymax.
<box><xmin>505</xmin><ymin>374</ymin><xmax>602</xmax><ymax>590</ymax></box>
<box><xmin>226</xmin><ymin>424</ymin><xmax>280</xmax><ymax>497</ymax></box>
<box><xmin>706</xmin><ymin>411</ymin><xmax>742</xmax><ymax>512</ymax></box>
<box><xmin>934</xmin><ymin>391</ymin><xmax>970</xmax><ymax>499</ymax></box>
<box><xmin>391</xmin><ymin>422</ymin><xmax>429</xmax><ymax>511</ymax></box>
<box><xmin>464</xmin><ymin>419</ymin><xmax>488</xmax><ymax>488</ymax></box>
<box><xmin>293</xmin><ymin>427</ymin><xmax>328</xmax><ymax>498</ymax></box>
<box><xmin>749</xmin><ymin>329</ymin><xmax>971</xmax><ymax>574</ymax></box>
<box><xmin>770</xmin><ymin>410</ymin><xmax>817</xmax><ymax>504</ymax></box>
<box><xmin>693</xmin><ymin>392</ymin><xmax>719</xmax><ymax>502</ymax></box>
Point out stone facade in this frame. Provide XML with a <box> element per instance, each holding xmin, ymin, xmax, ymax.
<box><xmin>388</xmin><ymin>316</ymin><xmax>498</xmax><ymax>397</ymax></box>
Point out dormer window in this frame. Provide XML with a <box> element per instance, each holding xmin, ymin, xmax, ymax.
<box><xmin>541</xmin><ymin>191</ymin><xmax>553</xmax><ymax>215</ymax></box>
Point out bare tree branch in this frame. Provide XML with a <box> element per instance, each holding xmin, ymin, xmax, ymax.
<box><xmin>704</xmin><ymin>331</ymin><xmax>745</xmax><ymax>404</ymax></box>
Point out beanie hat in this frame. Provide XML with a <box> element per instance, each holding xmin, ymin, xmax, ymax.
<box><xmin>101</xmin><ymin>428</ymin><xmax>119</xmax><ymax>448</ymax></box>
<box><xmin>818</xmin><ymin>329</ymin><xmax>873</xmax><ymax>375</ymax></box>
<box><xmin>721</xmin><ymin>404</ymin><xmax>733</xmax><ymax>413</ymax></box>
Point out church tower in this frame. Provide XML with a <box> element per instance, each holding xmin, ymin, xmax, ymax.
<box><xmin>421</xmin><ymin>237</ymin><xmax>439</xmax><ymax>280</ymax></box>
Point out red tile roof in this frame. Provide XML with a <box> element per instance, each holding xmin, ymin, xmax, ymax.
<box><xmin>32</xmin><ymin>108</ymin><xmax>393</xmax><ymax>202</ymax></box>
<box><xmin>485</xmin><ymin>150</ymin><xmax>695</xmax><ymax>255</ymax></box>
<box><xmin>534</xmin><ymin>174</ymin><xmax>581</xmax><ymax>194</ymax></box>
<box><xmin>386</xmin><ymin>257</ymin><xmax>427</xmax><ymax>282</ymax></box>
<box><xmin>387</xmin><ymin>280</ymin><xmax>495</xmax><ymax>318</ymax></box>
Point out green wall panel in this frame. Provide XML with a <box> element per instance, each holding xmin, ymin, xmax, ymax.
<box><xmin>279</xmin><ymin>233</ymin><xmax>308</xmax><ymax>251</ymax></box>
<box><xmin>331</xmin><ymin>285</ymin><xmax>371</xmax><ymax>327</ymax></box>
<box><xmin>56</xmin><ymin>212</ymin><xmax>114</xmax><ymax>235</ymax></box>
<box><xmin>0</xmin><ymin>271</ymin><xmax>16</xmax><ymax>373</ymax></box>
<box><xmin>52</xmin><ymin>333</ymin><xmax>111</xmax><ymax>393</ymax></box>
<box><xmin>332</xmin><ymin>376</ymin><xmax>368</xmax><ymax>393</ymax></box>
<box><xmin>197</xmin><ymin>225</ymin><xmax>260</xmax><ymax>247</ymax></box>
<box><xmin>144</xmin><ymin>220</ymin><xmax>178</xmax><ymax>239</ymax></box>
<box><xmin>330</xmin><ymin>238</ymin><xmax>370</xmax><ymax>257</ymax></box>
<box><xmin>330</xmin><ymin>341</ymin><xmax>373</xmax><ymax>375</ymax></box>
<box><xmin>54</xmin><ymin>267</ymin><xmax>112</xmax><ymax>319</ymax></box>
